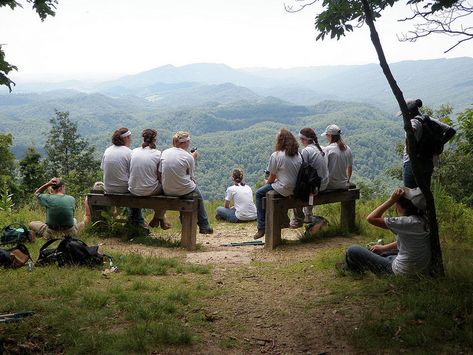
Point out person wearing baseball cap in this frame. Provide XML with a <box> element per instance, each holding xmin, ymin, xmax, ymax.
<box><xmin>321</xmin><ymin>124</ymin><xmax>353</xmax><ymax>190</ymax></box>
<box><xmin>338</xmin><ymin>187</ymin><xmax>430</xmax><ymax>275</ymax></box>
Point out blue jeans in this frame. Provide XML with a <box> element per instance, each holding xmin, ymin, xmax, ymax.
<box><xmin>181</xmin><ymin>187</ymin><xmax>210</xmax><ymax>230</ymax></box>
<box><xmin>345</xmin><ymin>244</ymin><xmax>395</xmax><ymax>274</ymax></box>
<box><xmin>403</xmin><ymin>160</ymin><xmax>433</xmax><ymax>188</ymax></box>
<box><xmin>216</xmin><ymin>207</ymin><xmax>240</xmax><ymax>223</ymax></box>
<box><xmin>255</xmin><ymin>184</ymin><xmax>274</xmax><ymax>231</ymax></box>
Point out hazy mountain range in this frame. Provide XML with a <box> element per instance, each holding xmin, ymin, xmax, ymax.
<box><xmin>0</xmin><ymin>57</ymin><xmax>472</xmax><ymax>199</ymax></box>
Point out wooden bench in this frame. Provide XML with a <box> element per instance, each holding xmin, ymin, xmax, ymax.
<box><xmin>87</xmin><ymin>192</ymin><xmax>198</xmax><ymax>250</ymax></box>
<box><xmin>263</xmin><ymin>188</ymin><xmax>360</xmax><ymax>249</ymax></box>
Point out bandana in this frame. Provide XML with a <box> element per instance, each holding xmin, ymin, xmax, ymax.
<box><xmin>120</xmin><ymin>130</ymin><xmax>131</xmax><ymax>138</ymax></box>
<box><xmin>178</xmin><ymin>137</ymin><xmax>190</xmax><ymax>143</ymax></box>
<box><xmin>299</xmin><ymin>133</ymin><xmax>310</xmax><ymax>140</ymax></box>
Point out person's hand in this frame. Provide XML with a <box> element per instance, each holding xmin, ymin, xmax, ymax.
<box><xmin>49</xmin><ymin>177</ymin><xmax>60</xmax><ymax>185</ymax></box>
<box><xmin>389</xmin><ymin>187</ymin><xmax>404</xmax><ymax>203</ymax></box>
<box><xmin>191</xmin><ymin>151</ymin><xmax>199</xmax><ymax>159</ymax></box>
<box><xmin>370</xmin><ymin>244</ymin><xmax>385</xmax><ymax>254</ymax></box>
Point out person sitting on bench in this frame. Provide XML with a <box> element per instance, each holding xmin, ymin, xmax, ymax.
<box><xmin>322</xmin><ymin>124</ymin><xmax>353</xmax><ymax>190</ymax></box>
<box><xmin>128</xmin><ymin>128</ymin><xmax>171</xmax><ymax>229</ymax></box>
<box><xmin>160</xmin><ymin>131</ymin><xmax>213</xmax><ymax>234</ymax></box>
<box><xmin>339</xmin><ymin>187</ymin><xmax>430</xmax><ymax>275</ymax></box>
<box><xmin>254</xmin><ymin>128</ymin><xmax>302</xmax><ymax>240</ymax></box>
<box><xmin>29</xmin><ymin>177</ymin><xmax>90</xmax><ymax>239</ymax></box>
<box><xmin>216</xmin><ymin>168</ymin><xmax>257</xmax><ymax>223</ymax></box>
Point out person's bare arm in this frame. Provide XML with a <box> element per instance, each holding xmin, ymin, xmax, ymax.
<box><xmin>224</xmin><ymin>200</ymin><xmax>230</xmax><ymax>209</ymax></box>
<box><xmin>266</xmin><ymin>173</ymin><xmax>277</xmax><ymax>184</ymax></box>
<box><xmin>347</xmin><ymin>165</ymin><xmax>352</xmax><ymax>182</ymax></box>
<box><xmin>366</xmin><ymin>188</ymin><xmax>404</xmax><ymax>229</ymax></box>
<box><xmin>370</xmin><ymin>241</ymin><xmax>397</xmax><ymax>254</ymax></box>
<box><xmin>34</xmin><ymin>177</ymin><xmax>59</xmax><ymax>196</ymax></box>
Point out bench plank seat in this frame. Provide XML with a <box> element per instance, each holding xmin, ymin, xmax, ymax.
<box><xmin>263</xmin><ymin>188</ymin><xmax>360</xmax><ymax>250</ymax></box>
<box><xmin>87</xmin><ymin>192</ymin><xmax>198</xmax><ymax>250</ymax></box>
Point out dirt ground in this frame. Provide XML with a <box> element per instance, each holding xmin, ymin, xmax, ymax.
<box><xmin>101</xmin><ymin>222</ymin><xmax>364</xmax><ymax>354</ymax></box>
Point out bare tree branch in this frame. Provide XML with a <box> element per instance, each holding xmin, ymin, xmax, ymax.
<box><xmin>284</xmin><ymin>0</ymin><xmax>317</xmax><ymax>13</ymax></box>
<box><xmin>399</xmin><ymin>1</ymin><xmax>473</xmax><ymax>53</ymax></box>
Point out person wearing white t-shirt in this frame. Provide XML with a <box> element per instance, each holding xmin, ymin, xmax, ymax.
<box><xmin>160</xmin><ymin>131</ymin><xmax>213</xmax><ymax>234</ymax></box>
<box><xmin>291</xmin><ymin>127</ymin><xmax>329</xmax><ymax>228</ymax></box>
<box><xmin>254</xmin><ymin>128</ymin><xmax>302</xmax><ymax>240</ymax></box>
<box><xmin>339</xmin><ymin>187</ymin><xmax>430</xmax><ymax>275</ymax></box>
<box><xmin>216</xmin><ymin>168</ymin><xmax>257</xmax><ymax>223</ymax></box>
<box><xmin>129</xmin><ymin>129</ymin><xmax>170</xmax><ymax>230</ymax></box>
<box><xmin>322</xmin><ymin>124</ymin><xmax>353</xmax><ymax>190</ymax></box>
<box><xmin>101</xmin><ymin>127</ymin><xmax>144</xmax><ymax>226</ymax></box>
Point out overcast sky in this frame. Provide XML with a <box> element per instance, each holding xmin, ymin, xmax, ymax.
<box><xmin>1</xmin><ymin>0</ymin><xmax>472</xmax><ymax>81</ymax></box>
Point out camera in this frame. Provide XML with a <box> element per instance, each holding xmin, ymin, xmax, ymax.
<box><xmin>190</xmin><ymin>147</ymin><xmax>197</xmax><ymax>153</ymax></box>
<box><xmin>264</xmin><ymin>170</ymin><xmax>270</xmax><ymax>178</ymax></box>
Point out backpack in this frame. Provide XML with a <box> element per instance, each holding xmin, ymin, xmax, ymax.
<box><xmin>1</xmin><ymin>223</ymin><xmax>32</xmax><ymax>244</ymax></box>
<box><xmin>0</xmin><ymin>243</ymin><xmax>32</xmax><ymax>268</ymax></box>
<box><xmin>293</xmin><ymin>154</ymin><xmax>322</xmax><ymax>201</ymax></box>
<box><xmin>415</xmin><ymin>115</ymin><xmax>447</xmax><ymax>159</ymax></box>
<box><xmin>36</xmin><ymin>236</ymin><xmax>105</xmax><ymax>267</ymax></box>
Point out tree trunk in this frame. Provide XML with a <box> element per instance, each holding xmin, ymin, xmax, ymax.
<box><xmin>360</xmin><ymin>0</ymin><xmax>444</xmax><ymax>276</ymax></box>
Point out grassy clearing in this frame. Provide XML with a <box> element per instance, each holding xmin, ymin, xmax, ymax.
<box><xmin>0</xmin><ymin>241</ymin><xmax>214</xmax><ymax>353</ymax></box>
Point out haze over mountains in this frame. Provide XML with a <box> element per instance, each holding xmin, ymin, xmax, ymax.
<box><xmin>1</xmin><ymin>57</ymin><xmax>472</xmax><ymax>199</ymax></box>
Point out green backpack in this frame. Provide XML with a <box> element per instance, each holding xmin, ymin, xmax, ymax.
<box><xmin>0</xmin><ymin>223</ymin><xmax>32</xmax><ymax>244</ymax></box>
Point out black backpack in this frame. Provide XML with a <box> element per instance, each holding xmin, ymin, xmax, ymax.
<box><xmin>415</xmin><ymin>115</ymin><xmax>447</xmax><ymax>159</ymax></box>
<box><xmin>1</xmin><ymin>223</ymin><xmax>32</xmax><ymax>244</ymax></box>
<box><xmin>293</xmin><ymin>154</ymin><xmax>322</xmax><ymax>201</ymax></box>
<box><xmin>36</xmin><ymin>236</ymin><xmax>105</xmax><ymax>267</ymax></box>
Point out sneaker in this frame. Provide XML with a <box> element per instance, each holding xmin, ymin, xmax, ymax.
<box><xmin>303</xmin><ymin>215</ymin><xmax>313</xmax><ymax>224</ymax></box>
<box><xmin>199</xmin><ymin>226</ymin><xmax>214</xmax><ymax>234</ymax></box>
<box><xmin>253</xmin><ymin>230</ymin><xmax>265</xmax><ymax>240</ymax></box>
<box><xmin>290</xmin><ymin>221</ymin><xmax>303</xmax><ymax>229</ymax></box>
<box><xmin>335</xmin><ymin>261</ymin><xmax>349</xmax><ymax>273</ymax></box>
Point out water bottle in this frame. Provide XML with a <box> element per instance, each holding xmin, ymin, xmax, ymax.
<box><xmin>27</xmin><ymin>260</ymin><xmax>33</xmax><ymax>272</ymax></box>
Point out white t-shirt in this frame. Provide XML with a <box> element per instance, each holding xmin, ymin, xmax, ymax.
<box><xmin>160</xmin><ymin>147</ymin><xmax>196</xmax><ymax>196</ymax></box>
<box><xmin>323</xmin><ymin>143</ymin><xmax>353</xmax><ymax>190</ymax></box>
<box><xmin>301</xmin><ymin>144</ymin><xmax>329</xmax><ymax>192</ymax></box>
<box><xmin>402</xmin><ymin>117</ymin><xmax>452</xmax><ymax>163</ymax></box>
<box><xmin>101</xmin><ymin>145</ymin><xmax>131</xmax><ymax>193</ymax></box>
<box><xmin>128</xmin><ymin>147</ymin><xmax>162</xmax><ymax>196</ymax></box>
<box><xmin>385</xmin><ymin>216</ymin><xmax>431</xmax><ymax>275</ymax></box>
<box><xmin>225</xmin><ymin>184</ymin><xmax>257</xmax><ymax>221</ymax></box>
<box><xmin>267</xmin><ymin>151</ymin><xmax>302</xmax><ymax>197</ymax></box>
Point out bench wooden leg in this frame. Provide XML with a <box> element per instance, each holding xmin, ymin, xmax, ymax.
<box><xmin>341</xmin><ymin>200</ymin><xmax>356</xmax><ymax>232</ymax></box>
<box><xmin>181</xmin><ymin>209</ymin><xmax>197</xmax><ymax>251</ymax></box>
<box><xmin>265</xmin><ymin>194</ymin><xmax>285</xmax><ymax>250</ymax></box>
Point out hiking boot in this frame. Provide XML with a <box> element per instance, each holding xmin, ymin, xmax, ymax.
<box><xmin>303</xmin><ymin>215</ymin><xmax>313</xmax><ymax>224</ymax></box>
<box><xmin>199</xmin><ymin>226</ymin><xmax>214</xmax><ymax>234</ymax></box>
<box><xmin>253</xmin><ymin>230</ymin><xmax>265</xmax><ymax>240</ymax></box>
<box><xmin>290</xmin><ymin>220</ymin><xmax>303</xmax><ymax>229</ymax></box>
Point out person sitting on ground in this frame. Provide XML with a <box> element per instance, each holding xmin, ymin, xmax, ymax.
<box><xmin>290</xmin><ymin>127</ymin><xmax>329</xmax><ymax>228</ymax></box>
<box><xmin>400</xmin><ymin>98</ymin><xmax>456</xmax><ymax>189</ymax></box>
<box><xmin>29</xmin><ymin>177</ymin><xmax>90</xmax><ymax>239</ymax></box>
<box><xmin>101</xmin><ymin>127</ymin><xmax>144</xmax><ymax>227</ymax></box>
<box><xmin>339</xmin><ymin>187</ymin><xmax>430</xmax><ymax>275</ymax></box>
<box><xmin>322</xmin><ymin>124</ymin><xmax>353</xmax><ymax>190</ymax></box>
<box><xmin>128</xmin><ymin>128</ymin><xmax>171</xmax><ymax>229</ymax></box>
<box><xmin>160</xmin><ymin>131</ymin><xmax>213</xmax><ymax>234</ymax></box>
<box><xmin>216</xmin><ymin>168</ymin><xmax>257</xmax><ymax>223</ymax></box>
<box><xmin>254</xmin><ymin>128</ymin><xmax>302</xmax><ymax>240</ymax></box>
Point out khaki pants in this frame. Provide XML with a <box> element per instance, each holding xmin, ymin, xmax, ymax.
<box><xmin>29</xmin><ymin>219</ymin><xmax>85</xmax><ymax>239</ymax></box>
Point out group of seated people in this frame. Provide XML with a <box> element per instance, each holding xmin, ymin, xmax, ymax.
<box><xmin>27</xmin><ymin>112</ymin><xmax>433</xmax><ymax>277</ymax></box>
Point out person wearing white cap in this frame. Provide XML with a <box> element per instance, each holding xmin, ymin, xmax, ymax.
<box><xmin>400</xmin><ymin>98</ymin><xmax>455</xmax><ymax>188</ymax></box>
<box><xmin>101</xmin><ymin>127</ymin><xmax>144</xmax><ymax>227</ymax></box>
<box><xmin>339</xmin><ymin>187</ymin><xmax>430</xmax><ymax>275</ymax></box>
<box><xmin>321</xmin><ymin>124</ymin><xmax>353</xmax><ymax>190</ymax></box>
<box><xmin>160</xmin><ymin>131</ymin><xmax>213</xmax><ymax>234</ymax></box>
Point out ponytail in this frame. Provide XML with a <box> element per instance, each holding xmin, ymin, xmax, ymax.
<box><xmin>142</xmin><ymin>129</ymin><xmax>157</xmax><ymax>149</ymax></box>
<box><xmin>331</xmin><ymin>135</ymin><xmax>346</xmax><ymax>151</ymax></box>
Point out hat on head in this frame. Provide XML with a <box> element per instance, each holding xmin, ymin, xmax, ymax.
<box><xmin>321</xmin><ymin>124</ymin><xmax>341</xmax><ymax>136</ymax></box>
<box><xmin>397</xmin><ymin>98</ymin><xmax>423</xmax><ymax>116</ymax></box>
<box><xmin>403</xmin><ymin>187</ymin><xmax>427</xmax><ymax>211</ymax></box>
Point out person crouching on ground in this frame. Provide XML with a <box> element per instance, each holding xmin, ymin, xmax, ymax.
<box><xmin>254</xmin><ymin>128</ymin><xmax>302</xmax><ymax>240</ymax></box>
<box><xmin>29</xmin><ymin>177</ymin><xmax>90</xmax><ymax>239</ymax></box>
<box><xmin>160</xmin><ymin>131</ymin><xmax>213</xmax><ymax>234</ymax></box>
<box><xmin>128</xmin><ymin>128</ymin><xmax>171</xmax><ymax>229</ymax></box>
<box><xmin>216</xmin><ymin>168</ymin><xmax>257</xmax><ymax>223</ymax></box>
<box><xmin>339</xmin><ymin>187</ymin><xmax>430</xmax><ymax>275</ymax></box>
